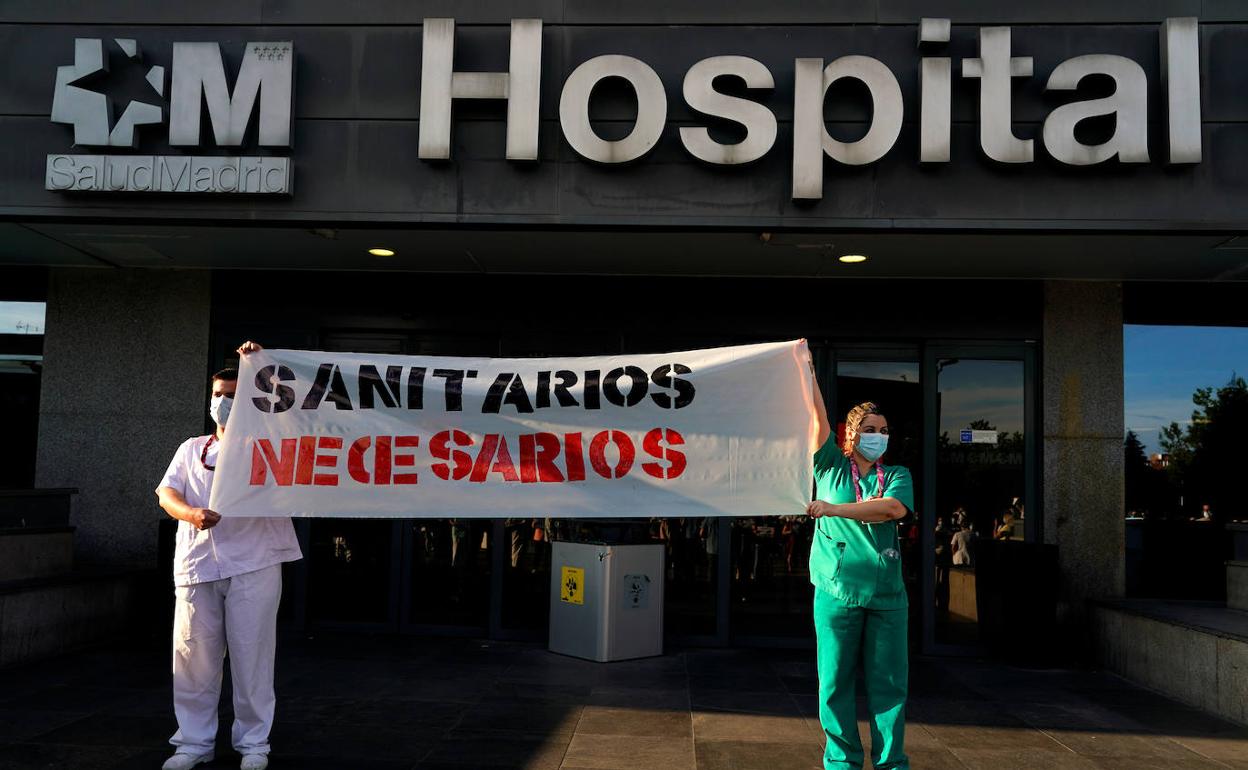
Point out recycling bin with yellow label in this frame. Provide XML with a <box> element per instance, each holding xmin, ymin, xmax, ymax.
<box><xmin>548</xmin><ymin>540</ymin><xmax>665</xmax><ymax>662</ymax></box>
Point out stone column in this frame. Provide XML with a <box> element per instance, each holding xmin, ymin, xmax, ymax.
<box><xmin>1042</xmin><ymin>280</ymin><xmax>1125</xmax><ymax>630</ymax></box>
<box><xmin>36</xmin><ymin>268</ymin><xmax>210</xmax><ymax>569</ymax></box>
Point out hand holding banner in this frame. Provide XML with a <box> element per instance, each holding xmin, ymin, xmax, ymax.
<box><xmin>209</xmin><ymin>340</ymin><xmax>817</xmax><ymax>518</ymax></box>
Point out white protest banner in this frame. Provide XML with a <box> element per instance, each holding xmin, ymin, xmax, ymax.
<box><xmin>209</xmin><ymin>340</ymin><xmax>817</xmax><ymax>518</ymax></box>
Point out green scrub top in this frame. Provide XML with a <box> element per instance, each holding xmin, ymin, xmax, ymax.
<box><xmin>809</xmin><ymin>438</ymin><xmax>915</xmax><ymax>609</ymax></box>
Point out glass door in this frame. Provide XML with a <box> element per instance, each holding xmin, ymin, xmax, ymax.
<box><xmin>730</xmin><ymin>345</ymin><xmax>922</xmax><ymax>646</ymax></box>
<box><xmin>493</xmin><ymin>334</ymin><xmax>626</xmax><ymax>641</ymax></box>
<box><xmin>835</xmin><ymin>355</ymin><xmax>924</xmax><ymax>651</ymax></box>
<box><xmin>401</xmin><ymin>334</ymin><xmax>499</xmax><ymax>636</ymax></box>
<box><xmin>923</xmin><ymin>344</ymin><xmax>1037</xmax><ymax>654</ymax></box>
<box><xmin>302</xmin><ymin>331</ymin><xmax>501</xmax><ymax>635</ymax></box>
<box><xmin>304</xmin><ymin>333</ymin><xmax>407</xmax><ymax>631</ymax></box>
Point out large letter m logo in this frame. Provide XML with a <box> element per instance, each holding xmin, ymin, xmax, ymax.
<box><xmin>169</xmin><ymin>42</ymin><xmax>294</xmax><ymax>148</ymax></box>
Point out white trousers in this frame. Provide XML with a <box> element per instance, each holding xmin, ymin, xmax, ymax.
<box><xmin>171</xmin><ymin>564</ymin><xmax>282</xmax><ymax>756</ymax></box>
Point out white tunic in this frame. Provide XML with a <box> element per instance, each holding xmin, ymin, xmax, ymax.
<box><xmin>157</xmin><ymin>434</ymin><xmax>302</xmax><ymax>586</ymax></box>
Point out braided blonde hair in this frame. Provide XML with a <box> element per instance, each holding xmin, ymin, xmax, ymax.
<box><xmin>843</xmin><ymin>401</ymin><xmax>884</xmax><ymax>458</ymax></box>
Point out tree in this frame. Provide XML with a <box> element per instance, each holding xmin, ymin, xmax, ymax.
<box><xmin>1123</xmin><ymin>430</ymin><xmax>1152</xmax><ymax>514</ymax></box>
<box><xmin>1160</xmin><ymin>374</ymin><xmax>1248</xmax><ymax>519</ymax></box>
<box><xmin>1124</xmin><ymin>430</ymin><xmax>1148</xmax><ymax>466</ymax></box>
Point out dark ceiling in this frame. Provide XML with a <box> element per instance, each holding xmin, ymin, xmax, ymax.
<box><xmin>3</xmin><ymin>223</ymin><xmax>1247</xmax><ymax>282</ymax></box>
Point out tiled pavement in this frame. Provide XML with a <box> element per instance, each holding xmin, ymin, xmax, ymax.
<box><xmin>2</xmin><ymin>633</ymin><xmax>1247</xmax><ymax>769</ymax></box>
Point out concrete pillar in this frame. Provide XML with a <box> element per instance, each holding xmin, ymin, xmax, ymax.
<box><xmin>1042</xmin><ymin>280</ymin><xmax>1125</xmax><ymax>629</ymax></box>
<box><xmin>36</xmin><ymin>268</ymin><xmax>210</xmax><ymax>569</ymax></box>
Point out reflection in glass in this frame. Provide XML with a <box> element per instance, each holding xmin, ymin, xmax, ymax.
<box><xmin>729</xmin><ymin>515</ymin><xmax>814</xmax><ymax>638</ymax></box>
<box><xmin>2</xmin><ymin>301</ymin><xmax>45</xmax><ymax>489</ymax></box>
<box><xmin>500</xmin><ymin>518</ymin><xmax>554</xmax><ymax>633</ymax></box>
<box><xmin>0</xmin><ymin>301</ymin><xmax>46</xmax><ymax>335</ymax></box>
<box><xmin>934</xmin><ymin>359</ymin><xmax>1026</xmax><ymax>645</ymax></box>
<box><xmin>307</xmin><ymin>520</ymin><xmax>393</xmax><ymax>624</ymax></box>
<box><xmin>305</xmin><ymin>336</ymin><xmax>403</xmax><ymax>627</ymax></box>
<box><xmin>408</xmin><ymin>518</ymin><xmax>492</xmax><ymax>628</ymax></box>
<box><xmin>656</xmin><ymin>517</ymin><xmax>718</xmax><ymax>637</ymax></box>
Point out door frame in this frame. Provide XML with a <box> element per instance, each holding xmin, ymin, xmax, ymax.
<box><xmin>920</xmin><ymin>341</ymin><xmax>1039</xmax><ymax>657</ymax></box>
<box><xmin>274</xmin><ymin>330</ymin><xmax>1040</xmax><ymax>653</ymax></box>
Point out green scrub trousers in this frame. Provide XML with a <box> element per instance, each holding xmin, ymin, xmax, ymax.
<box><xmin>813</xmin><ymin>588</ymin><xmax>909</xmax><ymax>770</ymax></box>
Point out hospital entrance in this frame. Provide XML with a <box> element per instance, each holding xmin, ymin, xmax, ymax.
<box><xmin>216</xmin><ymin>273</ymin><xmax>1040</xmax><ymax>656</ymax></box>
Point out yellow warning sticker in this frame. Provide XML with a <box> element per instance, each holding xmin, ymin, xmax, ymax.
<box><xmin>560</xmin><ymin>566</ymin><xmax>584</xmax><ymax>605</ymax></box>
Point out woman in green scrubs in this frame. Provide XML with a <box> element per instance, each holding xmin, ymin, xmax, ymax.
<box><xmin>806</xmin><ymin>378</ymin><xmax>914</xmax><ymax>770</ymax></box>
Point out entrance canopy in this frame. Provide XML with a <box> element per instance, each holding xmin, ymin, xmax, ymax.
<box><xmin>3</xmin><ymin>224</ymin><xmax>1247</xmax><ymax>282</ymax></box>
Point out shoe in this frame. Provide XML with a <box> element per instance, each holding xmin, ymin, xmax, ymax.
<box><xmin>240</xmin><ymin>754</ymin><xmax>269</xmax><ymax>770</ymax></box>
<box><xmin>162</xmin><ymin>752</ymin><xmax>214</xmax><ymax>770</ymax></box>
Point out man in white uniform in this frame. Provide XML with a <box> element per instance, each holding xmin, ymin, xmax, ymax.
<box><xmin>156</xmin><ymin>341</ymin><xmax>302</xmax><ymax>770</ymax></box>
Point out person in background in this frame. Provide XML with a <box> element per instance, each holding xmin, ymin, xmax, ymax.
<box><xmin>934</xmin><ymin>516</ymin><xmax>952</xmax><ymax>611</ymax></box>
<box><xmin>951</xmin><ymin>505</ymin><xmax>968</xmax><ymax>529</ymax></box>
<box><xmin>994</xmin><ymin>508</ymin><xmax>1016</xmax><ymax>540</ymax></box>
<box><xmin>951</xmin><ymin>524</ymin><xmax>975</xmax><ymax>567</ymax></box>
<box><xmin>948</xmin><ymin>504</ymin><xmax>968</xmax><ymax>529</ymax></box>
<box><xmin>699</xmin><ymin>517</ymin><xmax>719</xmax><ymax>580</ymax></box>
<box><xmin>155</xmin><ymin>342</ymin><xmax>302</xmax><ymax>770</ymax></box>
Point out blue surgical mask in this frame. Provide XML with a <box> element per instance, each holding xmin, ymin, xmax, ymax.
<box><xmin>209</xmin><ymin>394</ymin><xmax>232</xmax><ymax>427</ymax></box>
<box><xmin>857</xmin><ymin>432</ymin><xmax>888</xmax><ymax>462</ymax></box>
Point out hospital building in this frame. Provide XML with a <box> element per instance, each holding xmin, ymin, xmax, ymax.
<box><xmin>1</xmin><ymin>0</ymin><xmax>1246</xmax><ymax>725</ymax></box>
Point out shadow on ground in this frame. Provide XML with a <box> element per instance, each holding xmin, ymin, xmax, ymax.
<box><xmin>1</xmin><ymin>632</ymin><xmax>1246</xmax><ymax>769</ymax></box>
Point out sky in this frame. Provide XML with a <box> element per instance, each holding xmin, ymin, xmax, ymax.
<box><xmin>838</xmin><ymin>359</ymin><xmax>1026</xmax><ymax>436</ymax></box>
<box><xmin>1125</xmin><ymin>324</ymin><xmax>1248</xmax><ymax>455</ymax></box>
<box><xmin>837</xmin><ymin>362</ymin><xmax>918</xmax><ymax>383</ymax></box>
<box><xmin>936</xmin><ymin>359</ymin><xmax>1025</xmax><ymax>438</ymax></box>
<box><xmin>0</xmin><ymin>302</ymin><xmax>45</xmax><ymax>335</ymax></box>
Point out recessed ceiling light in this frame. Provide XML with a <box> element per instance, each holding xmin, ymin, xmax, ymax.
<box><xmin>368</xmin><ymin>247</ymin><xmax>395</xmax><ymax>257</ymax></box>
<box><xmin>838</xmin><ymin>254</ymin><xmax>868</xmax><ymax>263</ymax></box>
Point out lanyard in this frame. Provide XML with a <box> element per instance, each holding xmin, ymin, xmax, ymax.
<box><xmin>849</xmin><ymin>459</ymin><xmax>886</xmax><ymax>503</ymax></box>
<box><xmin>850</xmin><ymin>459</ymin><xmax>894</xmax><ymax>551</ymax></box>
<box><xmin>200</xmin><ymin>435</ymin><xmax>217</xmax><ymax>472</ymax></box>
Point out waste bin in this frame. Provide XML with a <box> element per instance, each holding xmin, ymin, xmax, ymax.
<box><xmin>548</xmin><ymin>539</ymin><xmax>665</xmax><ymax>662</ymax></box>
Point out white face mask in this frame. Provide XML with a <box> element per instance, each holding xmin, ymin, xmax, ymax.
<box><xmin>209</xmin><ymin>394</ymin><xmax>233</xmax><ymax>427</ymax></box>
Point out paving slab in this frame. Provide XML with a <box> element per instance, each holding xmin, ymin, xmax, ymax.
<box><xmin>574</xmin><ymin>706</ymin><xmax>692</xmax><ymax>738</ymax></box>
<box><xmin>562</xmin><ymin>733</ymin><xmax>695</xmax><ymax>769</ymax></box>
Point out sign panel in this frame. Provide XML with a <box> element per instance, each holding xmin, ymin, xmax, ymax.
<box><xmin>46</xmin><ymin>155</ymin><xmax>290</xmax><ymax>193</ymax></box>
<box><xmin>561</xmin><ymin>566</ymin><xmax>584</xmax><ymax>605</ymax></box>
<box><xmin>209</xmin><ymin>340</ymin><xmax>818</xmax><ymax>518</ymax></box>
<box><xmin>43</xmin><ymin>18</ymin><xmax>1203</xmax><ymax>201</ymax></box>
<box><xmin>623</xmin><ymin>573</ymin><xmax>651</xmax><ymax>609</ymax></box>
<box><xmin>47</xmin><ymin>37</ymin><xmax>294</xmax><ymax>194</ymax></box>
<box><xmin>960</xmin><ymin>429</ymin><xmax>999</xmax><ymax>445</ymax></box>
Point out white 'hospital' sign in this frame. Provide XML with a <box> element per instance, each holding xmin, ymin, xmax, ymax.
<box><xmin>209</xmin><ymin>340</ymin><xmax>818</xmax><ymax>518</ymax></box>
